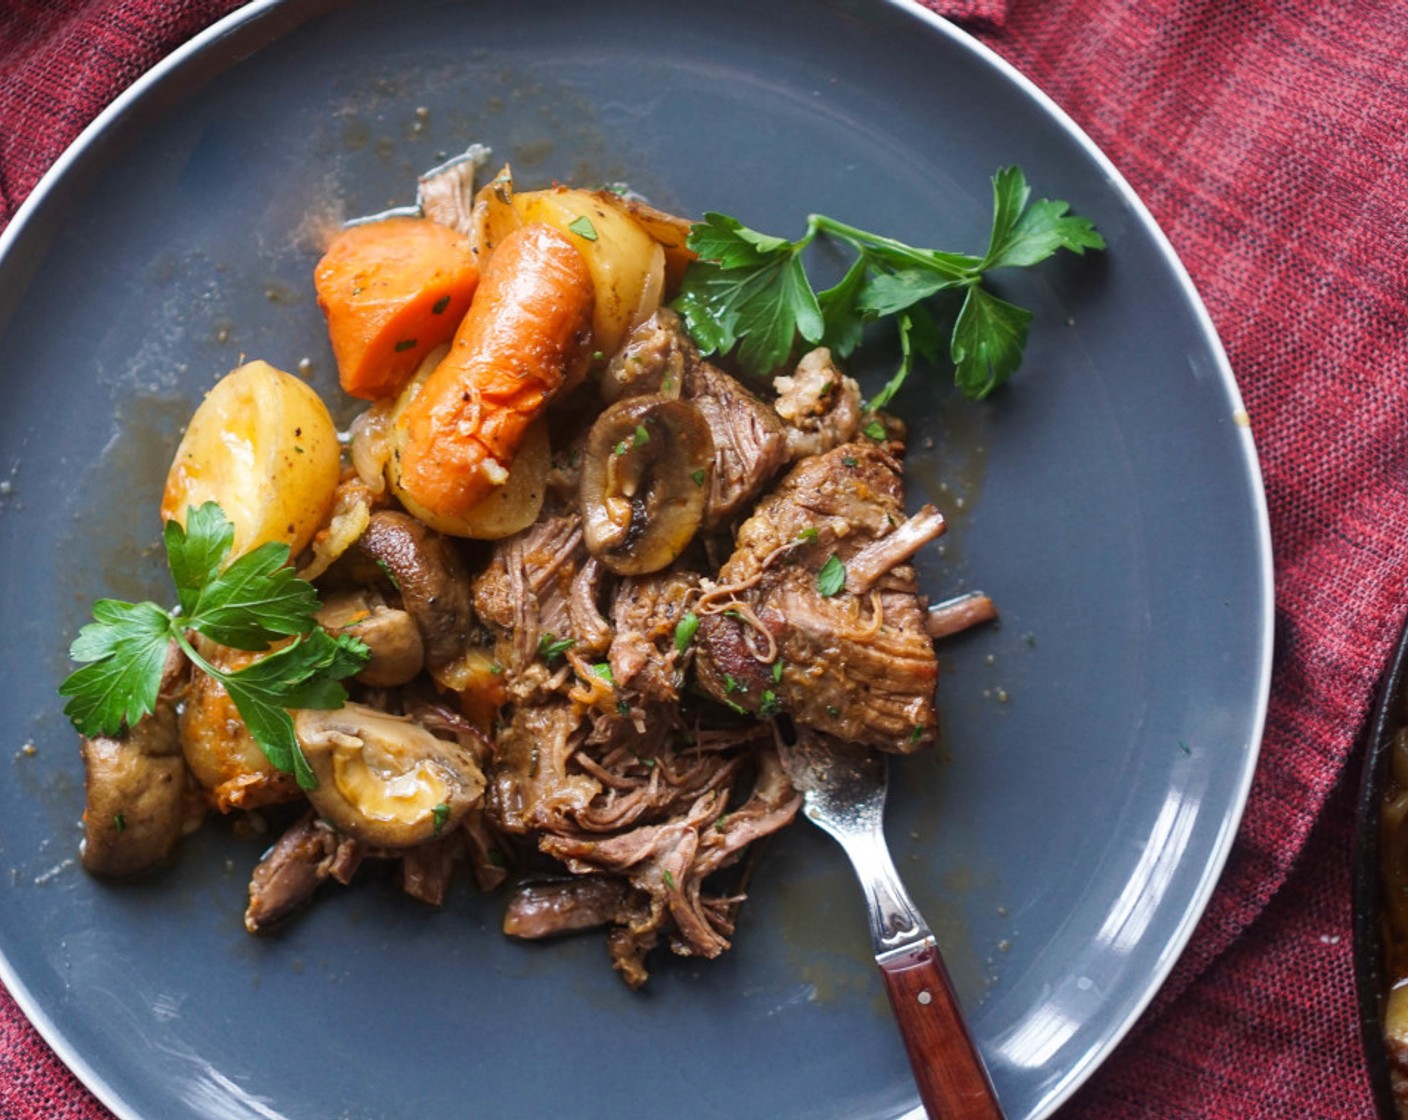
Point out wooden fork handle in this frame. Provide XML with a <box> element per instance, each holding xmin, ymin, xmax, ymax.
<box><xmin>878</xmin><ymin>940</ymin><xmax>1006</xmax><ymax>1120</ymax></box>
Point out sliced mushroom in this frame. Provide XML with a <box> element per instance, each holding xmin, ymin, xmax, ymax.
<box><xmin>354</xmin><ymin>509</ymin><xmax>473</xmax><ymax>668</ymax></box>
<box><xmin>579</xmin><ymin>394</ymin><xmax>713</xmax><ymax>575</ymax></box>
<box><xmin>316</xmin><ymin>589</ymin><xmax>425</xmax><ymax>687</ymax></box>
<box><xmin>294</xmin><ymin>703</ymin><xmax>485</xmax><ymax>848</ymax></box>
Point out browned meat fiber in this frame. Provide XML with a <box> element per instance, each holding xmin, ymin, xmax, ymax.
<box><xmin>693</xmin><ymin>440</ymin><xmax>946</xmax><ymax>753</ymax></box>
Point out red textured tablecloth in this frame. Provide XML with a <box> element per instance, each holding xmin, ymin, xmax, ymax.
<box><xmin>0</xmin><ymin>0</ymin><xmax>1397</xmax><ymax>1116</ymax></box>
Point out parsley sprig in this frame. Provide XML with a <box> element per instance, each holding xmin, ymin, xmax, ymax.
<box><xmin>673</xmin><ymin>166</ymin><xmax>1105</xmax><ymax>402</ymax></box>
<box><xmin>59</xmin><ymin>502</ymin><xmax>368</xmax><ymax>789</ymax></box>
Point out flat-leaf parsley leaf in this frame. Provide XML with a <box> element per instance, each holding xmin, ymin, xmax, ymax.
<box><xmin>59</xmin><ymin>502</ymin><xmax>368</xmax><ymax>789</ymax></box>
<box><xmin>673</xmin><ymin>166</ymin><xmax>1103</xmax><ymax>403</ymax></box>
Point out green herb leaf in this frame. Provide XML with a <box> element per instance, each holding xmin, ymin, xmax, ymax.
<box><xmin>673</xmin><ymin>167</ymin><xmax>1101</xmax><ymax>402</ymax></box>
<box><xmin>189</xmin><ymin>541</ymin><xmax>322</xmax><ymax>650</ymax></box>
<box><xmin>951</xmin><ymin>285</ymin><xmax>1033</xmax><ymax>400</ymax></box>
<box><xmin>538</xmin><ymin>633</ymin><xmax>576</xmax><ymax>662</ymax></box>
<box><xmin>817</xmin><ymin>554</ymin><xmax>846</xmax><ymax>598</ymax></box>
<box><xmin>59</xmin><ymin>503</ymin><xmax>369</xmax><ymax>788</ymax></box>
<box><xmin>59</xmin><ymin>604</ymin><xmax>173</xmax><ymax>736</ymax></box>
<box><xmin>675</xmin><ymin>215</ymin><xmax>824</xmax><ymax>375</ymax></box>
<box><xmin>568</xmin><ymin>215</ymin><xmax>599</xmax><ymax>241</ymax></box>
<box><xmin>592</xmin><ymin>662</ymin><xmax>616</xmax><ymax>685</ymax></box>
<box><xmin>982</xmin><ymin>166</ymin><xmax>1106</xmax><ymax>270</ymax></box>
<box><xmin>165</xmin><ymin>503</ymin><xmax>233</xmax><ymax>615</ymax></box>
<box><xmin>816</xmin><ymin>256</ymin><xmax>870</xmax><ymax>359</ymax></box>
<box><xmin>432</xmin><ymin>802</ymin><xmax>451</xmax><ymax>832</ymax></box>
<box><xmin>674</xmin><ymin>611</ymin><xmax>700</xmax><ymax>653</ymax></box>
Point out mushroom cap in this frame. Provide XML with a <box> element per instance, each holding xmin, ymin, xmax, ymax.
<box><xmin>579</xmin><ymin>394</ymin><xmax>713</xmax><ymax>575</ymax></box>
<box><xmin>294</xmin><ymin>702</ymin><xmax>486</xmax><ymax>848</ymax></box>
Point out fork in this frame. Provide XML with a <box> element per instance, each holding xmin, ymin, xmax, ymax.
<box><xmin>777</xmin><ymin>731</ymin><xmax>1005</xmax><ymax>1120</ymax></box>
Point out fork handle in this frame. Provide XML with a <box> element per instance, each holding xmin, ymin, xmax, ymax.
<box><xmin>879</xmin><ymin>940</ymin><xmax>1005</xmax><ymax>1120</ymax></box>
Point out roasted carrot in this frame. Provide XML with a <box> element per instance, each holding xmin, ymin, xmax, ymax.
<box><xmin>394</xmin><ymin>222</ymin><xmax>593</xmax><ymax>518</ymax></box>
<box><xmin>314</xmin><ymin>216</ymin><xmax>480</xmax><ymax>401</ymax></box>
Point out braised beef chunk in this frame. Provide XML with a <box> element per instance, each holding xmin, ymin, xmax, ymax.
<box><xmin>684</xmin><ymin>358</ymin><xmax>790</xmax><ymax>528</ymax></box>
<box><xmin>502</xmin><ymin>875</ymin><xmax>634</xmax><ymax>939</ymax></box>
<box><xmin>694</xmin><ymin>441</ymin><xmax>946</xmax><ymax>753</ymax></box>
<box><xmin>245</xmin><ymin>812</ymin><xmax>363</xmax><ymax>934</ymax></box>
<box><xmin>608</xmin><ymin>569</ymin><xmax>700</xmax><ymax>704</ymax></box>
<box><xmin>490</xmin><ymin>700</ymin><xmax>599</xmax><ymax>836</ymax></box>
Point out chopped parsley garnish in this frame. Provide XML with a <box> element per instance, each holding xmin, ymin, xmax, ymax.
<box><xmin>537</xmin><ymin>633</ymin><xmax>576</xmax><ymax>662</ymax></box>
<box><xmin>393</xmin><ymin>338</ymin><xmax>418</xmax><ymax>352</ymax></box>
<box><xmin>432</xmin><ymin>802</ymin><xmax>451</xmax><ymax>833</ymax></box>
<box><xmin>690</xmin><ymin>468</ymin><xmax>706</xmax><ymax>487</ymax></box>
<box><xmin>374</xmin><ymin>557</ymin><xmax>401</xmax><ymax>591</ymax></box>
<box><xmin>817</xmin><ymin>554</ymin><xmax>846</xmax><ymax>598</ymax></box>
<box><xmin>674</xmin><ymin>611</ymin><xmax>700</xmax><ymax>653</ymax></box>
<box><xmin>568</xmin><ymin>214</ymin><xmax>599</xmax><ymax>241</ymax></box>
<box><xmin>431</xmin><ymin>295</ymin><xmax>451</xmax><ymax>315</ymax></box>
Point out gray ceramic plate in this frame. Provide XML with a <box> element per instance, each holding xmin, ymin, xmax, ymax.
<box><xmin>0</xmin><ymin>2</ymin><xmax>1272</xmax><ymax>1118</ymax></box>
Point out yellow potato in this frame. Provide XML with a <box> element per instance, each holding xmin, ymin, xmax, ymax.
<box><xmin>161</xmin><ymin>360</ymin><xmax>341</xmax><ymax>560</ymax></box>
<box><xmin>384</xmin><ymin>348</ymin><xmax>549</xmax><ymax>539</ymax></box>
<box><xmin>468</xmin><ymin>163</ymin><xmax>520</xmax><ymax>263</ymax></box>
<box><xmin>511</xmin><ymin>186</ymin><xmax>666</xmax><ymax>359</ymax></box>
<box><xmin>179</xmin><ymin>638</ymin><xmax>302</xmax><ymax>813</ymax></box>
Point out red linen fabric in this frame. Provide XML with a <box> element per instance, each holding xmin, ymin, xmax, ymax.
<box><xmin>0</xmin><ymin>0</ymin><xmax>1400</xmax><ymax>1117</ymax></box>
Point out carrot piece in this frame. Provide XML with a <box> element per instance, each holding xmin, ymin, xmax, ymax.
<box><xmin>395</xmin><ymin>222</ymin><xmax>593</xmax><ymax>519</ymax></box>
<box><xmin>314</xmin><ymin>216</ymin><xmax>480</xmax><ymax>401</ymax></box>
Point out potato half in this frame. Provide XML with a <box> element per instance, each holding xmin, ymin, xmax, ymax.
<box><xmin>161</xmin><ymin>361</ymin><xmax>341</xmax><ymax>559</ymax></box>
<box><xmin>511</xmin><ymin>187</ymin><xmax>666</xmax><ymax>360</ymax></box>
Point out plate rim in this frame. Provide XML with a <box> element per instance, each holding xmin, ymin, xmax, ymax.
<box><xmin>889</xmin><ymin>0</ymin><xmax>1273</xmax><ymax>1111</ymax></box>
<box><xmin>0</xmin><ymin>2</ymin><xmax>1276</xmax><ymax>1117</ymax></box>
